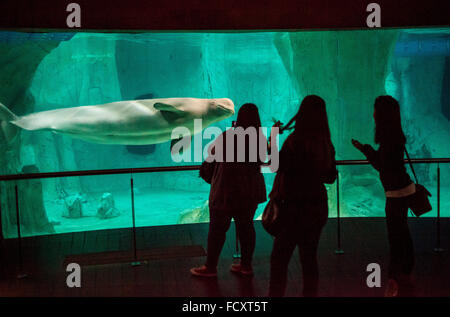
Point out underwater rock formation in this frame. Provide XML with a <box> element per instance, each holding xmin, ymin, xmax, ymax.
<box><xmin>29</xmin><ymin>33</ymin><xmax>123</xmax><ymax>195</ymax></box>
<box><xmin>274</xmin><ymin>30</ymin><xmax>399</xmax><ymax>160</ymax></box>
<box><xmin>97</xmin><ymin>192</ymin><xmax>120</xmax><ymax>219</ymax></box>
<box><xmin>115</xmin><ymin>35</ymin><xmax>204</xmax><ymax>101</ymax></box>
<box><xmin>389</xmin><ymin>37</ymin><xmax>450</xmax><ymax>185</ymax></box>
<box><xmin>274</xmin><ymin>30</ymin><xmax>399</xmax><ymax>216</ymax></box>
<box><xmin>178</xmin><ymin>200</ymin><xmax>210</xmax><ymax>224</ymax></box>
<box><xmin>63</xmin><ymin>194</ymin><xmax>83</xmax><ymax>219</ymax></box>
<box><xmin>0</xmin><ymin>34</ymin><xmax>61</xmax><ymax>238</ymax></box>
<box><xmin>12</xmin><ymin>165</ymin><xmax>55</xmax><ymax>236</ymax></box>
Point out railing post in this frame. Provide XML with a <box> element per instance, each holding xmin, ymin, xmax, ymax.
<box><xmin>434</xmin><ymin>163</ymin><xmax>444</xmax><ymax>253</ymax></box>
<box><xmin>335</xmin><ymin>170</ymin><xmax>344</xmax><ymax>254</ymax></box>
<box><xmin>15</xmin><ymin>185</ymin><xmax>27</xmax><ymax>278</ymax></box>
<box><xmin>130</xmin><ymin>175</ymin><xmax>141</xmax><ymax>266</ymax></box>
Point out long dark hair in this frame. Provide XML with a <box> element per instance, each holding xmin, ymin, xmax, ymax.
<box><xmin>231</xmin><ymin>103</ymin><xmax>265</xmax><ymax>163</ymax></box>
<box><xmin>235</xmin><ymin>103</ymin><xmax>262</xmax><ymax>129</ymax></box>
<box><xmin>374</xmin><ymin>96</ymin><xmax>406</xmax><ymax>145</ymax></box>
<box><xmin>293</xmin><ymin>95</ymin><xmax>331</xmax><ymax>141</ymax></box>
<box><xmin>286</xmin><ymin>95</ymin><xmax>333</xmax><ymax>169</ymax></box>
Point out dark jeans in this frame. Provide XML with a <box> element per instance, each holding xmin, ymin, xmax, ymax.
<box><xmin>269</xmin><ymin>200</ymin><xmax>328</xmax><ymax>297</ymax></box>
<box><xmin>385</xmin><ymin>196</ymin><xmax>415</xmax><ymax>281</ymax></box>
<box><xmin>205</xmin><ymin>204</ymin><xmax>257</xmax><ymax>269</ymax></box>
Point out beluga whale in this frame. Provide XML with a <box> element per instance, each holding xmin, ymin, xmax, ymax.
<box><xmin>0</xmin><ymin>98</ymin><xmax>235</xmax><ymax>149</ymax></box>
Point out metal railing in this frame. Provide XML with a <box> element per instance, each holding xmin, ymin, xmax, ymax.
<box><xmin>1</xmin><ymin>158</ymin><xmax>449</xmax><ymax>181</ymax></box>
<box><xmin>0</xmin><ymin>158</ymin><xmax>448</xmax><ymax>275</ymax></box>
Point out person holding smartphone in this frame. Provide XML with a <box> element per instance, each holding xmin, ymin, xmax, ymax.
<box><xmin>352</xmin><ymin>95</ymin><xmax>416</xmax><ymax>297</ymax></box>
<box><xmin>191</xmin><ymin>103</ymin><xmax>267</xmax><ymax>278</ymax></box>
<box><xmin>269</xmin><ymin>95</ymin><xmax>336</xmax><ymax>297</ymax></box>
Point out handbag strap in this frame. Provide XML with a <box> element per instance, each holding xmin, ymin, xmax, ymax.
<box><xmin>272</xmin><ymin>113</ymin><xmax>296</xmax><ymax>134</ymax></box>
<box><xmin>405</xmin><ymin>147</ymin><xmax>419</xmax><ymax>184</ymax></box>
<box><xmin>280</xmin><ymin>114</ymin><xmax>296</xmax><ymax>133</ymax></box>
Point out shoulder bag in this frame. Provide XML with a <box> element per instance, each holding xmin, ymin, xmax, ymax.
<box><xmin>405</xmin><ymin>148</ymin><xmax>432</xmax><ymax>217</ymax></box>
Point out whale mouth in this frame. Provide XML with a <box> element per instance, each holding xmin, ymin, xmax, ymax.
<box><xmin>217</xmin><ymin>103</ymin><xmax>235</xmax><ymax>116</ymax></box>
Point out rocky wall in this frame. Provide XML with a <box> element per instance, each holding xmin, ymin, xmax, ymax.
<box><xmin>0</xmin><ymin>34</ymin><xmax>63</xmax><ymax>237</ymax></box>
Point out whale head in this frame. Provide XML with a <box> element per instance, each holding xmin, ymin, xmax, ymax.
<box><xmin>206</xmin><ymin>98</ymin><xmax>235</xmax><ymax>121</ymax></box>
<box><xmin>153</xmin><ymin>98</ymin><xmax>235</xmax><ymax>131</ymax></box>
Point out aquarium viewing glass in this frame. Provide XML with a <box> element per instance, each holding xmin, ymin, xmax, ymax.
<box><xmin>0</xmin><ymin>28</ymin><xmax>449</xmax><ymax>238</ymax></box>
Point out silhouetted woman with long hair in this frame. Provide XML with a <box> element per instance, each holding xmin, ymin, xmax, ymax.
<box><xmin>352</xmin><ymin>95</ymin><xmax>415</xmax><ymax>297</ymax></box>
<box><xmin>191</xmin><ymin>103</ymin><xmax>267</xmax><ymax>277</ymax></box>
<box><xmin>269</xmin><ymin>95</ymin><xmax>337</xmax><ymax>297</ymax></box>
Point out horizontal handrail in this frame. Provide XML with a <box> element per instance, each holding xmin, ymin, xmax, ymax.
<box><xmin>0</xmin><ymin>158</ymin><xmax>449</xmax><ymax>181</ymax></box>
<box><xmin>337</xmin><ymin>158</ymin><xmax>450</xmax><ymax>165</ymax></box>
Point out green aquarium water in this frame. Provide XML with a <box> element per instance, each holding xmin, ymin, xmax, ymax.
<box><xmin>0</xmin><ymin>28</ymin><xmax>449</xmax><ymax>238</ymax></box>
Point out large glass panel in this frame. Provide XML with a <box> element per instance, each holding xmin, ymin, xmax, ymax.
<box><xmin>1</xmin><ymin>174</ymin><xmax>133</xmax><ymax>238</ymax></box>
<box><xmin>133</xmin><ymin>170</ymin><xmax>210</xmax><ymax>227</ymax></box>
<box><xmin>1</xmin><ymin>162</ymin><xmax>448</xmax><ymax>238</ymax></box>
<box><xmin>338</xmin><ymin>165</ymin><xmax>385</xmax><ymax>217</ymax></box>
<box><xmin>0</xmin><ymin>28</ymin><xmax>449</xmax><ymax>237</ymax></box>
<box><xmin>413</xmin><ymin>163</ymin><xmax>439</xmax><ymax>218</ymax></box>
<box><xmin>439</xmin><ymin>164</ymin><xmax>450</xmax><ymax>217</ymax></box>
<box><xmin>338</xmin><ymin>164</ymin><xmax>440</xmax><ymax>218</ymax></box>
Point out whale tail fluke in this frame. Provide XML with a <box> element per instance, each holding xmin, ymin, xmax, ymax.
<box><xmin>0</xmin><ymin>102</ymin><xmax>19</xmax><ymax>143</ymax></box>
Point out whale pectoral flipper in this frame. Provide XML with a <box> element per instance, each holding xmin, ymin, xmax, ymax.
<box><xmin>154</xmin><ymin>102</ymin><xmax>185</xmax><ymax>123</ymax></box>
<box><xmin>154</xmin><ymin>102</ymin><xmax>183</xmax><ymax>113</ymax></box>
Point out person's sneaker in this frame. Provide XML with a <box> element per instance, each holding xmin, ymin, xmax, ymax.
<box><xmin>397</xmin><ymin>274</ymin><xmax>415</xmax><ymax>297</ymax></box>
<box><xmin>230</xmin><ymin>263</ymin><xmax>254</xmax><ymax>277</ymax></box>
<box><xmin>384</xmin><ymin>279</ymin><xmax>399</xmax><ymax>297</ymax></box>
<box><xmin>190</xmin><ymin>265</ymin><xmax>217</xmax><ymax>278</ymax></box>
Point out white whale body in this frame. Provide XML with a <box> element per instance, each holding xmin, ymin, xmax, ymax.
<box><xmin>0</xmin><ymin>98</ymin><xmax>235</xmax><ymax>145</ymax></box>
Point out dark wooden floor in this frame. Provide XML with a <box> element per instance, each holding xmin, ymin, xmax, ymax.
<box><xmin>0</xmin><ymin>218</ymin><xmax>449</xmax><ymax>297</ymax></box>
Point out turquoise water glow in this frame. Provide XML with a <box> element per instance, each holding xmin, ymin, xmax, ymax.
<box><xmin>0</xmin><ymin>28</ymin><xmax>449</xmax><ymax>238</ymax></box>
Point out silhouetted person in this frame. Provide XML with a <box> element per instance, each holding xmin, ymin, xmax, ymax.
<box><xmin>191</xmin><ymin>103</ymin><xmax>267</xmax><ymax>277</ymax></box>
<box><xmin>352</xmin><ymin>95</ymin><xmax>415</xmax><ymax>297</ymax></box>
<box><xmin>269</xmin><ymin>95</ymin><xmax>336</xmax><ymax>297</ymax></box>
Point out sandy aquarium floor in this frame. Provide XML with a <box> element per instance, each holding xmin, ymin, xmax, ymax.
<box><xmin>43</xmin><ymin>186</ymin><xmax>450</xmax><ymax>236</ymax></box>
<box><xmin>45</xmin><ymin>188</ymin><xmax>211</xmax><ymax>235</ymax></box>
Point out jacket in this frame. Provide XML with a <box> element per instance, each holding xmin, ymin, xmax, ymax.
<box><xmin>270</xmin><ymin>133</ymin><xmax>337</xmax><ymax>203</ymax></box>
<box><xmin>361</xmin><ymin>141</ymin><xmax>413</xmax><ymax>192</ymax></box>
<box><xmin>208</xmin><ymin>130</ymin><xmax>267</xmax><ymax>209</ymax></box>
